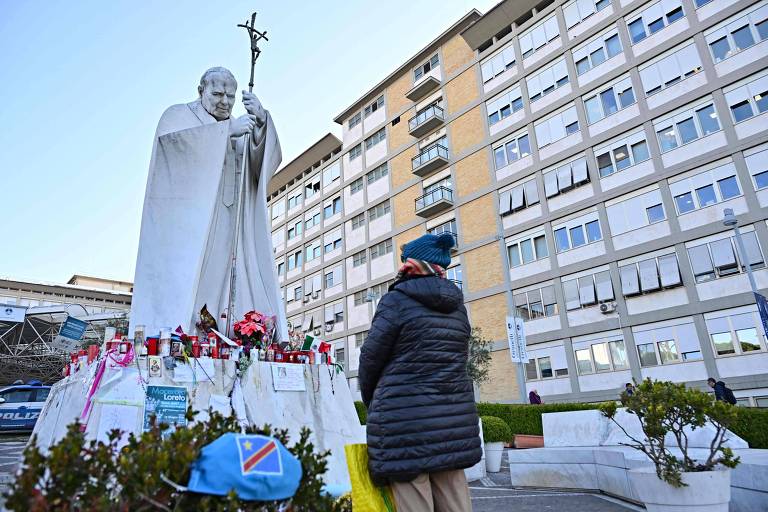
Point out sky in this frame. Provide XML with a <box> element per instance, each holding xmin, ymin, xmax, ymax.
<box><xmin>0</xmin><ymin>0</ymin><xmax>497</xmax><ymax>284</ymax></box>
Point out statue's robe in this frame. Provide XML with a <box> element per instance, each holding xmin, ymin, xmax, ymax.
<box><xmin>130</xmin><ymin>99</ymin><xmax>287</xmax><ymax>341</ymax></box>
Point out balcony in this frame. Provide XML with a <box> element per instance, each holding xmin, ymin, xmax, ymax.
<box><xmin>415</xmin><ymin>186</ymin><xmax>454</xmax><ymax>217</ymax></box>
<box><xmin>405</xmin><ymin>75</ymin><xmax>441</xmax><ymax>101</ymax></box>
<box><xmin>412</xmin><ymin>143</ymin><xmax>449</xmax><ymax>177</ymax></box>
<box><xmin>408</xmin><ymin>104</ymin><xmax>445</xmax><ymax>138</ymax></box>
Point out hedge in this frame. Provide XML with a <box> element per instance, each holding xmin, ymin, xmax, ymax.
<box><xmin>356</xmin><ymin>400</ymin><xmax>768</xmax><ymax>449</ymax></box>
<box><xmin>476</xmin><ymin>402</ymin><xmax>604</xmax><ymax>436</ymax></box>
<box><xmin>730</xmin><ymin>407</ymin><xmax>768</xmax><ymax>449</ymax></box>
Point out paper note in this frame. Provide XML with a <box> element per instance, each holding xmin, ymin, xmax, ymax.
<box><xmin>96</xmin><ymin>403</ymin><xmax>138</xmax><ymax>449</ymax></box>
<box><xmin>271</xmin><ymin>363</ymin><xmax>306</xmax><ymax>392</ymax></box>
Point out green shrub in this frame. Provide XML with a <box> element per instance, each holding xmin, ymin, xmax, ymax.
<box><xmin>5</xmin><ymin>409</ymin><xmax>350</xmax><ymax>511</ymax></box>
<box><xmin>354</xmin><ymin>401</ymin><xmax>367</xmax><ymax>425</ymax></box>
<box><xmin>480</xmin><ymin>416</ymin><xmax>513</xmax><ymax>443</ymax></box>
<box><xmin>476</xmin><ymin>402</ymin><xmax>603</xmax><ymax>436</ymax></box>
<box><xmin>730</xmin><ymin>407</ymin><xmax>768</xmax><ymax>449</ymax></box>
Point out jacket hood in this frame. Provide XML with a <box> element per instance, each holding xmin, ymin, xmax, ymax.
<box><xmin>392</xmin><ymin>276</ymin><xmax>463</xmax><ymax>313</ymax></box>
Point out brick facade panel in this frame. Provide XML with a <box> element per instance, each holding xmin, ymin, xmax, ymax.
<box><xmin>386</xmin><ymin>73</ymin><xmax>412</xmax><ymax>119</ymax></box>
<box><xmin>390</xmin><ymin>148</ymin><xmax>416</xmax><ymax>190</ymax></box>
<box><xmin>455</xmin><ymin>150</ymin><xmax>491</xmax><ymax>198</ymax></box>
<box><xmin>466</xmin><ymin>292</ymin><xmax>507</xmax><ymax>341</ymax></box>
<box><xmin>442</xmin><ymin>34</ymin><xmax>474</xmax><ymax>77</ymax></box>
<box><xmin>393</xmin><ymin>184</ymin><xmax>420</xmax><ymax>228</ymax></box>
<box><xmin>460</xmin><ymin>194</ymin><xmax>497</xmax><ymax>245</ymax></box>
<box><xmin>445</xmin><ymin>68</ymin><xmax>479</xmax><ymax>115</ymax></box>
<box><xmin>463</xmin><ymin>241</ymin><xmax>505</xmax><ymax>293</ymax></box>
<box><xmin>449</xmin><ymin>107</ymin><xmax>484</xmax><ymax>156</ymax></box>
<box><xmin>389</xmin><ymin>108</ymin><xmax>414</xmax><ymax>152</ymax></box>
<box><xmin>479</xmin><ymin>349</ymin><xmax>520</xmax><ymax>403</ymax></box>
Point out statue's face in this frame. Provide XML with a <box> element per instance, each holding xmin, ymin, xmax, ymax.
<box><xmin>199</xmin><ymin>74</ymin><xmax>237</xmax><ymax>121</ymax></box>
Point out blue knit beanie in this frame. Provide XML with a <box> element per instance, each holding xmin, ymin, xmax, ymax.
<box><xmin>400</xmin><ymin>233</ymin><xmax>455</xmax><ymax>268</ymax></box>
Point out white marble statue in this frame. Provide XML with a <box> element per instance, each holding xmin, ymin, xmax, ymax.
<box><xmin>130</xmin><ymin>67</ymin><xmax>288</xmax><ymax>340</ymax></box>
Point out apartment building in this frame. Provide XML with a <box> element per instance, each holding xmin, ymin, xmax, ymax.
<box><xmin>268</xmin><ymin>0</ymin><xmax>768</xmax><ymax>404</ymax></box>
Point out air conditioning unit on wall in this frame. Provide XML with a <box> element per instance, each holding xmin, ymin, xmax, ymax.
<box><xmin>599</xmin><ymin>302</ymin><xmax>616</xmax><ymax>314</ymax></box>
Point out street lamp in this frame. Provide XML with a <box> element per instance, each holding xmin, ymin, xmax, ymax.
<box><xmin>722</xmin><ymin>208</ymin><xmax>759</xmax><ymax>295</ymax></box>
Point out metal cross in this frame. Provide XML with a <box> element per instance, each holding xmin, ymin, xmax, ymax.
<box><xmin>237</xmin><ymin>12</ymin><xmax>268</xmax><ymax>93</ymax></box>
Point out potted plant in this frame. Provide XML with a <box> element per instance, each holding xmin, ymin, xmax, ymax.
<box><xmin>601</xmin><ymin>379</ymin><xmax>740</xmax><ymax>512</ymax></box>
<box><xmin>480</xmin><ymin>416</ymin><xmax>512</xmax><ymax>473</ymax></box>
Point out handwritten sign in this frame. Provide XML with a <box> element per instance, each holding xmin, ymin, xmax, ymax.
<box><xmin>271</xmin><ymin>363</ymin><xmax>306</xmax><ymax>392</ymax></box>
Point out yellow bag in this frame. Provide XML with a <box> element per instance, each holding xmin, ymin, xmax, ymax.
<box><xmin>344</xmin><ymin>443</ymin><xmax>397</xmax><ymax>512</ymax></box>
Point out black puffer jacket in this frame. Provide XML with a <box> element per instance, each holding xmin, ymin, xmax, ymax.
<box><xmin>358</xmin><ymin>275</ymin><xmax>482</xmax><ymax>482</ymax></box>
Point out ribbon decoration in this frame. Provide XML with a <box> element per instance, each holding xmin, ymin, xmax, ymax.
<box><xmin>79</xmin><ymin>345</ymin><xmax>136</xmax><ymax>431</ymax></box>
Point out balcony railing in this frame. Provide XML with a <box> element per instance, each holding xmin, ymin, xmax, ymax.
<box><xmin>415</xmin><ymin>186</ymin><xmax>454</xmax><ymax>217</ymax></box>
<box><xmin>412</xmin><ymin>143</ymin><xmax>449</xmax><ymax>177</ymax></box>
<box><xmin>449</xmin><ymin>279</ymin><xmax>463</xmax><ymax>290</ymax></box>
<box><xmin>408</xmin><ymin>104</ymin><xmax>445</xmax><ymax>137</ymax></box>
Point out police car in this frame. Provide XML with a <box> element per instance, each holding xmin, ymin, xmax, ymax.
<box><xmin>0</xmin><ymin>381</ymin><xmax>51</xmax><ymax>432</ymax></box>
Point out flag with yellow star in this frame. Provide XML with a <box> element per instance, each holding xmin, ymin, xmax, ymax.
<box><xmin>237</xmin><ymin>435</ymin><xmax>283</xmax><ymax>476</ymax></box>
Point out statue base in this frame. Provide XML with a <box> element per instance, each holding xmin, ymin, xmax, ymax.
<box><xmin>31</xmin><ymin>357</ymin><xmax>365</xmax><ymax>495</ymax></box>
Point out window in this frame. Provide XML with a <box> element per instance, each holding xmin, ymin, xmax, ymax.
<box><xmin>304</xmin><ymin>211</ymin><xmax>321</xmax><ymax>231</ymax></box>
<box><xmin>606</xmin><ymin>188</ymin><xmax>665</xmax><ymax>235</ymax></box>
<box><xmin>724</xmin><ymin>73</ymin><xmax>768</xmax><ymax>124</ymax></box>
<box><xmin>563</xmin><ymin>270</ymin><xmax>614</xmax><ymax>310</ymax></box>
<box><xmin>325</xmin><ymin>302</ymin><xmax>344</xmax><ymax>326</ymax></box>
<box><xmin>446</xmin><ymin>265</ymin><xmax>463</xmax><ymax>289</ymax></box>
<box><xmin>366</xmin><ymin>163</ymin><xmax>389</xmax><ymax>184</ymax></box>
<box><xmin>499</xmin><ymin>179</ymin><xmax>539</xmax><ymax>216</ymax></box>
<box><xmin>1</xmin><ymin>389</ymin><xmax>34</xmax><ymax>403</ymax></box>
<box><xmin>428</xmin><ymin>219</ymin><xmax>458</xmax><ymax>241</ymax></box>
<box><xmin>493</xmin><ymin>132</ymin><xmax>532</xmax><ymax>169</ymax></box>
<box><xmin>481</xmin><ymin>45</ymin><xmax>516</xmax><ymax>83</ymax></box>
<box><xmin>639</xmin><ymin>43</ymin><xmax>702</xmax><ymax>96</ymax></box>
<box><xmin>324</xmin><ymin>232</ymin><xmax>342</xmax><ymax>253</ymax></box>
<box><xmin>535</xmin><ymin>106</ymin><xmax>579</xmax><ymax>149</ymax></box>
<box><xmin>687</xmin><ymin>231</ymin><xmax>765</xmax><ymax>283</ymax></box>
<box><xmin>670</xmin><ymin>164</ymin><xmax>742</xmax><ymax>215</ymax></box>
<box><xmin>349</xmin><ymin>144</ymin><xmax>362</xmax><ymax>161</ymax></box>
<box><xmin>594</xmin><ymin>132</ymin><xmax>650</xmax><ymax>178</ymax></box>
<box><xmin>364</xmin><ymin>95</ymin><xmax>384</xmax><ymax>117</ymax></box>
<box><xmin>745</xmin><ymin>148</ymin><xmax>768</xmax><ymax>190</ymax></box>
<box><xmin>287</xmin><ymin>190</ymin><xmax>302</xmax><ymax>210</ymax></box>
<box><xmin>348</xmin><ymin>112</ymin><xmax>361</xmax><ymax>129</ymax></box>
<box><xmin>352</xmin><ymin>250</ymin><xmax>367</xmax><ymax>267</ymax></box>
<box><xmin>370</xmin><ymin>280</ymin><xmax>394</xmax><ymax>305</ymax></box>
<box><xmin>355</xmin><ymin>331</ymin><xmax>368</xmax><ymax>347</ymax></box>
<box><xmin>305</xmin><ymin>177</ymin><xmax>321</xmax><ymax>199</ymax></box>
<box><xmin>526</xmin><ymin>58</ymin><xmax>569</xmax><ymax>102</ymax></box>
<box><xmin>507</xmin><ymin>233</ymin><xmax>548</xmax><ymax>267</ymax></box>
<box><xmin>514</xmin><ymin>285</ymin><xmax>558</xmax><ymax>320</ymax></box>
<box><xmin>620</xmin><ymin>253</ymin><xmax>681</xmax><ymax>295</ymax></box>
<box><xmin>486</xmin><ymin>85</ymin><xmax>524</xmax><ymax>126</ymax></box>
<box><xmin>554</xmin><ymin>218</ymin><xmax>602</xmax><ymax>252</ymax></box>
<box><xmin>543</xmin><ymin>156</ymin><xmax>590</xmax><ymax>198</ymax></box>
<box><xmin>525</xmin><ymin>356</ymin><xmax>557</xmax><ymax>380</ymax></box>
<box><xmin>564</xmin><ymin>0</ymin><xmax>612</xmax><ymax>29</ymax></box>
<box><xmin>414</xmin><ymin>53</ymin><xmax>439</xmax><ymax>81</ymax></box>
<box><xmin>322</xmin><ymin>161</ymin><xmax>341</xmax><ymax>188</ymax></box>
<box><xmin>350</xmin><ymin>177</ymin><xmax>364</xmax><ymax>194</ymax></box>
<box><xmin>351</xmin><ymin>213</ymin><xmax>366</xmax><ymax>230</ymax></box>
<box><xmin>627</xmin><ymin>0</ymin><xmax>686</xmax><ymax>44</ymax></box>
<box><xmin>370</xmin><ymin>239</ymin><xmax>393</xmax><ymax>259</ymax></box>
<box><xmin>518</xmin><ymin>15</ymin><xmax>560</xmax><ymax>59</ymax></box>
<box><xmin>323</xmin><ymin>197</ymin><xmax>342</xmax><ymax>219</ymax></box>
<box><xmin>654</xmin><ymin>101</ymin><xmax>721</xmax><ymax>152</ymax></box>
<box><xmin>583</xmin><ymin>76</ymin><xmax>635</xmax><ymax>124</ymax></box>
<box><xmin>287</xmin><ymin>220</ymin><xmax>303</xmax><ymax>240</ymax></box>
<box><xmin>325</xmin><ymin>266</ymin><xmax>342</xmax><ymax>288</ymax></box>
<box><xmin>277</xmin><ymin>262</ymin><xmax>285</xmax><ymax>276</ymax></box>
<box><xmin>368</xmin><ymin>200</ymin><xmax>391</xmax><ymax>221</ymax></box>
<box><xmin>305</xmin><ymin>240</ymin><xmax>322</xmax><ymax>262</ymax></box>
<box><xmin>706</xmin><ymin>310</ymin><xmax>767</xmax><ymax>356</ymax></box>
<box><xmin>365</xmin><ymin>128</ymin><xmax>386</xmax><ymax>150</ymax></box>
<box><xmin>575</xmin><ymin>339</ymin><xmax>629</xmax><ymax>374</ymax></box>
<box><xmin>271</xmin><ymin>200</ymin><xmax>285</xmax><ymax>220</ymax></box>
<box><xmin>573</xmin><ymin>29</ymin><xmax>622</xmax><ymax>75</ymax></box>
<box><xmin>705</xmin><ymin>5</ymin><xmax>768</xmax><ymax>63</ymax></box>
<box><xmin>287</xmin><ymin>249</ymin><xmax>303</xmax><ymax>271</ymax></box>
<box><xmin>353</xmin><ymin>290</ymin><xmax>367</xmax><ymax>306</ymax></box>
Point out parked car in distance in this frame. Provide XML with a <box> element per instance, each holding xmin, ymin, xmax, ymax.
<box><xmin>0</xmin><ymin>382</ymin><xmax>51</xmax><ymax>432</ymax></box>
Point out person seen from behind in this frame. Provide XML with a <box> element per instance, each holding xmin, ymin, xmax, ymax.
<box><xmin>708</xmin><ymin>377</ymin><xmax>737</xmax><ymax>405</ymax></box>
<box><xmin>358</xmin><ymin>233</ymin><xmax>481</xmax><ymax>512</ymax></box>
<box><xmin>529</xmin><ymin>389</ymin><xmax>542</xmax><ymax>404</ymax></box>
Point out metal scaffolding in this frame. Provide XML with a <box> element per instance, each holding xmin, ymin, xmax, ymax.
<box><xmin>0</xmin><ymin>304</ymin><xmax>128</xmax><ymax>385</ymax></box>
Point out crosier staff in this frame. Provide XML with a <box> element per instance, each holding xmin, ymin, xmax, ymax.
<box><xmin>226</xmin><ymin>12</ymin><xmax>269</xmax><ymax>339</ymax></box>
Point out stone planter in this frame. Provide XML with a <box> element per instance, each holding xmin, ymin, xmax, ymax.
<box><xmin>514</xmin><ymin>434</ymin><xmax>544</xmax><ymax>449</ymax></box>
<box><xmin>629</xmin><ymin>467</ymin><xmax>731</xmax><ymax>512</ymax></box>
<box><xmin>484</xmin><ymin>442</ymin><xmax>504</xmax><ymax>473</ymax></box>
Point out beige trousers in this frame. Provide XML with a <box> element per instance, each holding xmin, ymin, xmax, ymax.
<box><xmin>391</xmin><ymin>469</ymin><xmax>472</xmax><ymax>512</ymax></box>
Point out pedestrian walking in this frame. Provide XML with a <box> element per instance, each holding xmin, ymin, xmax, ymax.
<box><xmin>708</xmin><ymin>377</ymin><xmax>737</xmax><ymax>405</ymax></box>
<box><xmin>624</xmin><ymin>383</ymin><xmax>635</xmax><ymax>396</ymax></box>
<box><xmin>359</xmin><ymin>233</ymin><xmax>481</xmax><ymax>512</ymax></box>
<box><xmin>529</xmin><ymin>389</ymin><xmax>542</xmax><ymax>404</ymax></box>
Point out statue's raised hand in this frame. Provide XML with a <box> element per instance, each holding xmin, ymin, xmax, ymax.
<box><xmin>229</xmin><ymin>114</ymin><xmax>258</xmax><ymax>138</ymax></box>
<box><xmin>242</xmin><ymin>91</ymin><xmax>266</xmax><ymax>126</ymax></box>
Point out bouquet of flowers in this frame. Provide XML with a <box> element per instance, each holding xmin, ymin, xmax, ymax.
<box><xmin>233</xmin><ymin>310</ymin><xmax>274</xmax><ymax>356</ymax></box>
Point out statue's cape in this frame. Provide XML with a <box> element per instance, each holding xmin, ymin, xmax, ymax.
<box><xmin>130</xmin><ymin>101</ymin><xmax>287</xmax><ymax>340</ymax></box>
